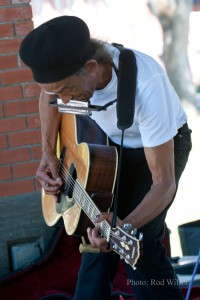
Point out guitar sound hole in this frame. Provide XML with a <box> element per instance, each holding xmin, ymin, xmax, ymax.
<box><xmin>55</xmin><ymin>163</ymin><xmax>77</xmax><ymax>214</ymax></box>
<box><xmin>67</xmin><ymin>163</ymin><xmax>77</xmax><ymax>198</ymax></box>
<box><xmin>58</xmin><ymin>163</ymin><xmax>77</xmax><ymax>201</ymax></box>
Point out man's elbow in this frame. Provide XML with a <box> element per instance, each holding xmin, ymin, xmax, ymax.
<box><xmin>166</xmin><ymin>178</ymin><xmax>176</xmax><ymax>204</ymax></box>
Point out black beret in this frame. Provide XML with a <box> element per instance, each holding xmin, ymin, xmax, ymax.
<box><xmin>19</xmin><ymin>16</ymin><xmax>94</xmax><ymax>83</ymax></box>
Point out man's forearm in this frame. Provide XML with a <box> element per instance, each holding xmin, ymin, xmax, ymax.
<box><xmin>39</xmin><ymin>90</ymin><xmax>61</xmax><ymax>154</ymax></box>
<box><xmin>123</xmin><ymin>180</ymin><xmax>176</xmax><ymax>229</ymax></box>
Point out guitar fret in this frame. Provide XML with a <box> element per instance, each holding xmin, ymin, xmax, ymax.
<box><xmin>74</xmin><ymin>182</ymin><xmax>80</xmax><ymax>203</ymax></box>
<box><xmin>91</xmin><ymin>206</ymin><xmax>95</xmax><ymax>219</ymax></box>
<box><xmin>73</xmin><ymin>181</ymin><xmax>113</xmax><ymax>242</ymax></box>
<box><xmin>82</xmin><ymin>194</ymin><xmax>86</xmax><ymax>208</ymax></box>
<box><xmin>74</xmin><ymin>181</ymin><xmax>98</xmax><ymax>220</ymax></box>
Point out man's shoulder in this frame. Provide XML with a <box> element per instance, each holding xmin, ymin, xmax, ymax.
<box><xmin>134</xmin><ymin>50</ymin><xmax>166</xmax><ymax>84</ymax></box>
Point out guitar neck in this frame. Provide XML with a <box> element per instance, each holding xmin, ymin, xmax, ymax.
<box><xmin>73</xmin><ymin>180</ymin><xmax>111</xmax><ymax>241</ymax></box>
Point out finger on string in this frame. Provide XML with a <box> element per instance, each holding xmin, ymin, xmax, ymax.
<box><xmin>91</xmin><ymin>225</ymin><xmax>100</xmax><ymax>238</ymax></box>
<box><xmin>38</xmin><ymin>172</ymin><xmax>63</xmax><ymax>186</ymax></box>
<box><xmin>42</xmin><ymin>180</ymin><xmax>61</xmax><ymax>193</ymax></box>
<box><xmin>43</xmin><ymin>185</ymin><xmax>62</xmax><ymax>194</ymax></box>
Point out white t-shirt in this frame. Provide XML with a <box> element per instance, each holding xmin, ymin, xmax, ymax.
<box><xmin>90</xmin><ymin>43</ymin><xmax>187</xmax><ymax>148</ymax></box>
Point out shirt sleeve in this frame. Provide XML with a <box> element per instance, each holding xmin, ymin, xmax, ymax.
<box><xmin>137</xmin><ymin>72</ymin><xmax>178</xmax><ymax>147</ymax></box>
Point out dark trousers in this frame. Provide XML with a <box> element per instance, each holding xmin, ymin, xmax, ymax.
<box><xmin>74</xmin><ymin>123</ymin><xmax>192</xmax><ymax>300</ymax></box>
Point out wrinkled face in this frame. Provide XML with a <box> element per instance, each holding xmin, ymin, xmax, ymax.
<box><xmin>38</xmin><ymin>60</ymin><xmax>98</xmax><ymax>104</ymax></box>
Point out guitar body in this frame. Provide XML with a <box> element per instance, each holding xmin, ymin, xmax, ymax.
<box><xmin>42</xmin><ymin>114</ymin><xmax>118</xmax><ymax>237</ymax></box>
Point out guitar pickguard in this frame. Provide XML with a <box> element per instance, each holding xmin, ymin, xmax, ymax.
<box><xmin>56</xmin><ymin>194</ymin><xmax>75</xmax><ymax>214</ymax></box>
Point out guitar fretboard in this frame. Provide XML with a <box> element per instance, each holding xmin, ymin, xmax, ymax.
<box><xmin>73</xmin><ymin>180</ymin><xmax>111</xmax><ymax>242</ymax></box>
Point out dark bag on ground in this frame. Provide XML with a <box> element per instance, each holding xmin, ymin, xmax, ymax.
<box><xmin>178</xmin><ymin>220</ymin><xmax>200</xmax><ymax>255</ymax></box>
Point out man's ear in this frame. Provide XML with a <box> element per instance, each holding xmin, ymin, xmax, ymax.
<box><xmin>85</xmin><ymin>59</ymin><xmax>98</xmax><ymax>74</ymax></box>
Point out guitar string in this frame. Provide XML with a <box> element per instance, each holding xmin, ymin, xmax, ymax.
<box><xmin>59</xmin><ymin>163</ymin><xmax>133</xmax><ymax>245</ymax></box>
<box><xmin>59</xmin><ymin>164</ymin><xmax>107</xmax><ymax>229</ymax></box>
<box><xmin>58</xmin><ymin>167</ymin><xmax>126</xmax><ymax>245</ymax></box>
<box><xmin>58</xmin><ymin>166</ymin><xmax>137</xmax><ymax>260</ymax></box>
<box><xmin>58</xmin><ymin>163</ymin><xmax>138</xmax><ymax>263</ymax></box>
<box><xmin>58</xmin><ymin>162</ymin><xmax>135</xmax><ymax>250</ymax></box>
<box><xmin>59</xmin><ymin>162</ymin><xmax>128</xmax><ymax>242</ymax></box>
<box><xmin>58</xmin><ymin>162</ymin><xmax>139</xmax><ymax>264</ymax></box>
<box><xmin>58</xmin><ymin>169</ymin><xmax>125</xmax><ymax>248</ymax></box>
<box><xmin>58</xmin><ymin>162</ymin><xmax>107</xmax><ymax>227</ymax></box>
<box><xmin>59</xmin><ymin>163</ymin><xmax>111</xmax><ymax>236</ymax></box>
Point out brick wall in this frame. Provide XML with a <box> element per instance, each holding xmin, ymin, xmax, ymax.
<box><xmin>0</xmin><ymin>0</ymin><xmax>41</xmax><ymax>197</ymax></box>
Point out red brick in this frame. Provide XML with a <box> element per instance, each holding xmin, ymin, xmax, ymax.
<box><xmin>0</xmin><ymin>165</ymin><xmax>12</xmax><ymax>180</ymax></box>
<box><xmin>0</xmin><ymin>135</ymin><xmax>8</xmax><ymax>148</ymax></box>
<box><xmin>9</xmin><ymin>129</ymin><xmax>41</xmax><ymax>147</ymax></box>
<box><xmin>0</xmin><ymin>7</ymin><xmax>32</xmax><ymax>22</ymax></box>
<box><xmin>0</xmin><ymin>103</ymin><xmax>3</xmax><ymax>117</ymax></box>
<box><xmin>0</xmin><ymin>0</ymin><xmax>10</xmax><ymax>5</ymax></box>
<box><xmin>15</xmin><ymin>20</ymin><xmax>33</xmax><ymax>36</ymax></box>
<box><xmin>31</xmin><ymin>145</ymin><xmax>42</xmax><ymax>160</ymax></box>
<box><xmin>13</xmin><ymin>161</ymin><xmax>39</xmax><ymax>178</ymax></box>
<box><xmin>0</xmin><ymin>116</ymin><xmax>26</xmax><ymax>133</ymax></box>
<box><xmin>0</xmin><ymin>68</ymin><xmax>33</xmax><ymax>85</ymax></box>
<box><xmin>0</xmin><ymin>178</ymin><xmax>35</xmax><ymax>197</ymax></box>
<box><xmin>23</xmin><ymin>83</ymin><xmax>41</xmax><ymax>98</ymax></box>
<box><xmin>0</xmin><ymin>54</ymin><xmax>18</xmax><ymax>70</ymax></box>
<box><xmin>0</xmin><ymin>38</ymin><xmax>23</xmax><ymax>54</ymax></box>
<box><xmin>5</xmin><ymin>99</ymin><xmax>39</xmax><ymax>116</ymax></box>
<box><xmin>27</xmin><ymin>114</ymin><xmax>41</xmax><ymax>128</ymax></box>
<box><xmin>0</xmin><ymin>23</ymin><xmax>14</xmax><ymax>38</ymax></box>
<box><xmin>0</xmin><ymin>86</ymin><xmax>22</xmax><ymax>102</ymax></box>
<box><xmin>0</xmin><ymin>147</ymin><xmax>30</xmax><ymax>164</ymax></box>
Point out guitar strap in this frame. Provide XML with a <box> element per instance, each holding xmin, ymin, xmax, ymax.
<box><xmin>112</xmin><ymin>43</ymin><xmax>137</xmax><ymax>130</ymax></box>
<box><xmin>110</xmin><ymin>43</ymin><xmax>137</xmax><ymax>230</ymax></box>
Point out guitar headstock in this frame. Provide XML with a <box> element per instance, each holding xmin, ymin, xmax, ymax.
<box><xmin>111</xmin><ymin>226</ymin><xmax>142</xmax><ymax>269</ymax></box>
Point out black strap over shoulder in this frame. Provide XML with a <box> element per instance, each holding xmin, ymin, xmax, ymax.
<box><xmin>112</xmin><ymin>43</ymin><xmax>137</xmax><ymax>130</ymax></box>
<box><xmin>110</xmin><ymin>43</ymin><xmax>137</xmax><ymax>230</ymax></box>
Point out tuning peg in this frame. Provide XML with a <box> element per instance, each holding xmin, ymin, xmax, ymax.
<box><xmin>119</xmin><ymin>249</ymin><xmax>124</xmax><ymax>255</ymax></box>
<box><xmin>123</xmin><ymin>223</ymin><xmax>132</xmax><ymax>232</ymax></box>
<box><xmin>131</xmin><ymin>228</ymin><xmax>137</xmax><ymax>237</ymax></box>
<box><xmin>139</xmin><ymin>232</ymin><xmax>143</xmax><ymax>241</ymax></box>
<box><xmin>114</xmin><ymin>230</ymin><xmax>120</xmax><ymax>236</ymax></box>
<box><xmin>112</xmin><ymin>244</ymin><xmax>118</xmax><ymax>250</ymax></box>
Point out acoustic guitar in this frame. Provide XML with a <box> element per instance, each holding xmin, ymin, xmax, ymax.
<box><xmin>42</xmin><ymin>114</ymin><xmax>141</xmax><ymax>268</ymax></box>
